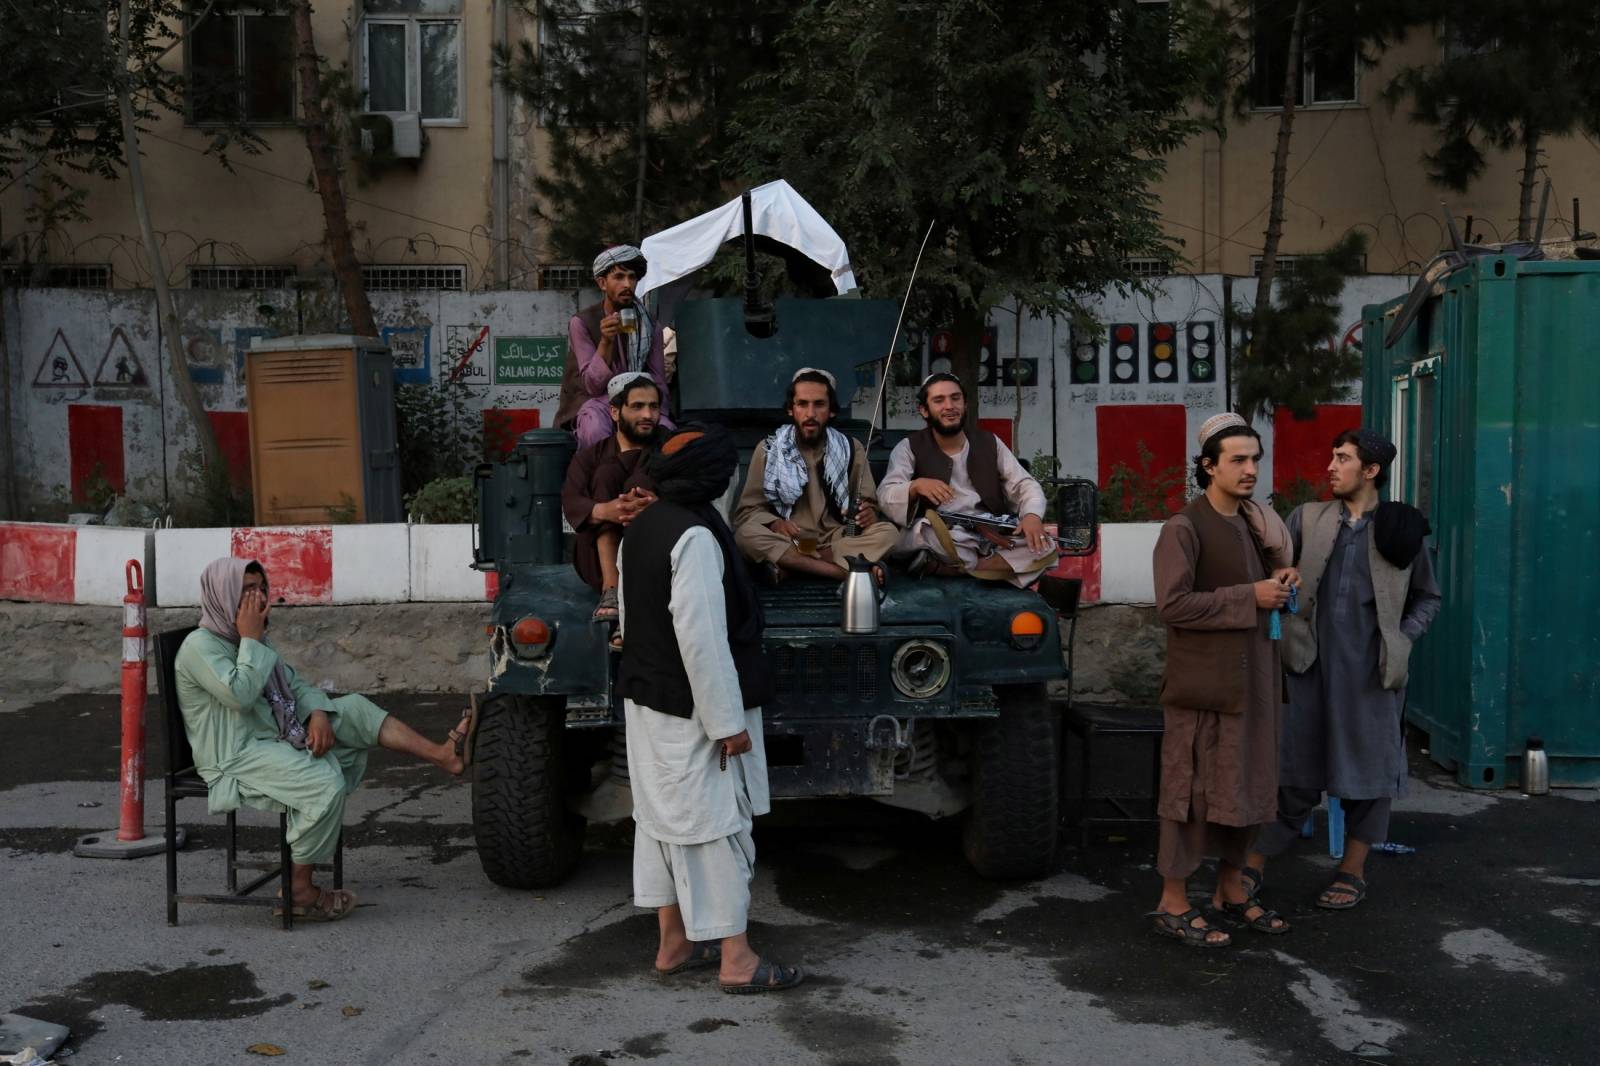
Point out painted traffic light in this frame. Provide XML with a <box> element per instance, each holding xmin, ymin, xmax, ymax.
<box><xmin>1147</xmin><ymin>322</ymin><xmax>1178</xmax><ymax>383</ymax></box>
<box><xmin>1186</xmin><ymin>320</ymin><xmax>1217</xmax><ymax>382</ymax></box>
<box><xmin>1109</xmin><ymin>323</ymin><xmax>1139</xmax><ymax>383</ymax></box>
<box><xmin>1069</xmin><ymin>330</ymin><xmax>1099</xmax><ymax>383</ymax></box>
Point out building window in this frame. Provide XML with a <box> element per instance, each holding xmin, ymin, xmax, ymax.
<box><xmin>188</xmin><ymin>265</ymin><xmax>297</xmax><ymax>289</ymax></box>
<box><xmin>361</xmin><ymin>0</ymin><xmax>463</xmax><ymax>123</ymax></box>
<box><xmin>1250</xmin><ymin>0</ymin><xmax>1358</xmax><ymax>109</ymax></box>
<box><xmin>363</xmin><ymin>264</ymin><xmax>467</xmax><ymax>291</ymax></box>
<box><xmin>1250</xmin><ymin>254</ymin><xmax>1368</xmax><ymax>278</ymax></box>
<box><xmin>186</xmin><ymin>5</ymin><xmax>295</xmax><ymax>125</ymax></box>
<box><xmin>1</xmin><ymin>263</ymin><xmax>113</xmax><ymax>289</ymax></box>
<box><xmin>536</xmin><ymin>264</ymin><xmax>586</xmax><ymax>290</ymax></box>
<box><xmin>1122</xmin><ymin>257</ymin><xmax>1172</xmax><ymax>279</ymax></box>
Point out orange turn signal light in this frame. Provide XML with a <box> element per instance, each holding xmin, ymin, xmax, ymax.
<box><xmin>511</xmin><ymin>617</ymin><xmax>551</xmax><ymax>646</ymax></box>
<box><xmin>1010</xmin><ymin>611</ymin><xmax>1046</xmax><ymax>638</ymax></box>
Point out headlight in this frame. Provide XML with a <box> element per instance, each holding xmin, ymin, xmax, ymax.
<box><xmin>1009</xmin><ymin>610</ymin><xmax>1046</xmax><ymax>651</ymax></box>
<box><xmin>891</xmin><ymin>639</ymin><xmax>951</xmax><ymax>699</ymax></box>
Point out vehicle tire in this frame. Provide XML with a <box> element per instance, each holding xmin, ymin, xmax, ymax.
<box><xmin>471</xmin><ymin>693</ymin><xmax>584</xmax><ymax>888</ymax></box>
<box><xmin>962</xmin><ymin>683</ymin><xmax>1060</xmax><ymax>879</ymax></box>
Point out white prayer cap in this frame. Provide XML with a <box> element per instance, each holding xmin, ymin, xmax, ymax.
<box><xmin>607</xmin><ymin>371</ymin><xmax>656</xmax><ymax>402</ymax></box>
<box><xmin>593</xmin><ymin>244</ymin><xmax>647</xmax><ymax>278</ymax></box>
<box><xmin>1197</xmin><ymin>412</ymin><xmax>1249</xmax><ymax>447</ymax></box>
<box><xmin>792</xmin><ymin>366</ymin><xmax>837</xmax><ymax>388</ymax></box>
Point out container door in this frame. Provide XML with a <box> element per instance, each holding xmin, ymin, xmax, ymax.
<box><xmin>1392</xmin><ymin>359</ymin><xmax>1444</xmax><ymax>751</ymax></box>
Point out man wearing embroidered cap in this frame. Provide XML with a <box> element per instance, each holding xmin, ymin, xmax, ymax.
<box><xmin>560</xmin><ymin>371</ymin><xmax>663</xmax><ymax>622</ymax></box>
<box><xmin>1244</xmin><ymin>427</ymin><xmax>1440</xmax><ymax>912</ymax></box>
<box><xmin>733</xmin><ymin>368</ymin><xmax>899</xmax><ymax>583</ymax></box>
<box><xmin>555</xmin><ymin>245</ymin><xmax>674</xmax><ymax>447</ymax></box>
<box><xmin>1147</xmin><ymin>412</ymin><xmax>1298</xmax><ymax>948</ymax></box>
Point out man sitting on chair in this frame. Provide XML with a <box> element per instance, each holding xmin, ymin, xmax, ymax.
<box><xmin>175</xmin><ymin>557</ymin><xmax>473</xmax><ymax>922</ymax></box>
<box><xmin>733</xmin><ymin>368</ymin><xmax>899</xmax><ymax>584</ymax></box>
<box><xmin>878</xmin><ymin>372</ymin><xmax>1057</xmax><ymax>586</ymax></box>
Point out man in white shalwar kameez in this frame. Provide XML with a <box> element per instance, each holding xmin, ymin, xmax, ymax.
<box><xmin>616</xmin><ymin>424</ymin><xmax>805</xmax><ymax>993</ymax></box>
<box><xmin>879</xmin><ymin>373</ymin><xmax>1057</xmax><ymax>587</ymax></box>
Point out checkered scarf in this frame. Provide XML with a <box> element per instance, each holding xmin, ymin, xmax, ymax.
<box><xmin>763</xmin><ymin>424</ymin><xmax>852</xmax><ymax>521</ymax></box>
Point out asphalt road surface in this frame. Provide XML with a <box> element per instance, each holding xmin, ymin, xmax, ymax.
<box><xmin>2</xmin><ymin>694</ymin><xmax>1596</xmax><ymax>1065</ymax></box>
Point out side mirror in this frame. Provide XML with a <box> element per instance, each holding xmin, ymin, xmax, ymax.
<box><xmin>1041</xmin><ymin>476</ymin><xmax>1098</xmax><ymax>556</ymax></box>
<box><xmin>1036</xmin><ymin>575</ymin><xmax>1082</xmax><ymax>618</ymax></box>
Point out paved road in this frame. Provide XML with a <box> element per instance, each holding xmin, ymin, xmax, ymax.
<box><xmin>2</xmin><ymin>694</ymin><xmax>1596</xmax><ymax>1065</ymax></box>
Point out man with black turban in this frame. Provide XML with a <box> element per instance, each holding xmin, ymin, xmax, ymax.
<box><xmin>614</xmin><ymin>424</ymin><xmax>805</xmax><ymax>993</ymax></box>
<box><xmin>1245</xmin><ymin>427</ymin><xmax>1441</xmax><ymax>912</ymax></box>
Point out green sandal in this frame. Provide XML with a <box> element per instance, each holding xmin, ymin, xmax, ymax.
<box><xmin>1149</xmin><ymin>908</ymin><xmax>1231</xmax><ymax>948</ymax></box>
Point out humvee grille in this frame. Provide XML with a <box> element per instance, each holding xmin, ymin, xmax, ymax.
<box><xmin>768</xmin><ymin>642</ymin><xmax>881</xmax><ymax>705</ymax></box>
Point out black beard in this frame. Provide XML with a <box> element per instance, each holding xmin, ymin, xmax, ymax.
<box><xmin>927</xmin><ymin>416</ymin><xmax>965</xmax><ymax>438</ymax></box>
<box><xmin>620</xmin><ymin>421</ymin><xmax>656</xmax><ymax>445</ymax></box>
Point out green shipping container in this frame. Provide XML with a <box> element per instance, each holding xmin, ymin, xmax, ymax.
<box><xmin>1363</xmin><ymin>255</ymin><xmax>1600</xmax><ymax>788</ymax></box>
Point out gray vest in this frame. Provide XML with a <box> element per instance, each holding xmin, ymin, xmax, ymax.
<box><xmin>1282</xmin><ymin>500</ymin><xmax>1415</xmax><ymax>691</ymax></box>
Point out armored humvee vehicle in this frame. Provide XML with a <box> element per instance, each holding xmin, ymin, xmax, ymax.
<box><xmin>469</xmin><ymin>203</ymin><xmax>1096</xmax><ymax>887</ymax></box>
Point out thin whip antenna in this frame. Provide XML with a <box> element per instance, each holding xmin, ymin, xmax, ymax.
<box><xmin>862</xmin><ymin>220</ymin><xmax>938</xmax><ymax>456</ymax></box>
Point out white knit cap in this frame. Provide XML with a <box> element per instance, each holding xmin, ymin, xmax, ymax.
<box><xmin>1197</xmin><ymin>412</ymin><xmax>1249</xmax><ymax>447</ymax></box>
<box><xmin>792</xmin><ymin>366</ymin><xmax>837</xmax><ymax>388</ymax></box>
<box><xmin>607</xmin><ymin>371</ymin><xmax>654</xmax><ymax>402</ymax></box>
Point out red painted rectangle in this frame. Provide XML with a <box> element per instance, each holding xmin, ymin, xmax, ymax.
<box><xmin>230</xmin><ymin>527</ymin><xmax>334</xmax><ymax>605</ymax></box>
<box><xmin>1096</xmin><ymin>404</ymin><xmax>1187</xmax><ymax>516</ymax></box>
<box><xmin>485</xmin><ymin>569</ymin><xmax>500</xmax><ymax>601</ymax></box>
<box><xmin>0</xmin><ymin>524</ymin><xmax>77</xmax><ymax>603</ymax></box>
<box><xmin>207</xmin><ymin>411</ymin><xmax>253</xmax><ymax>491</ymax></box>
<box><xmin>484</xmin><ymin>408</ymin><xmax>541</xmax><ymax>461</ymax></box>
<box><xmin>977</xmin><ymin>417</ymin><xmax>1013</xmax><ymax>450</ymax></box>
<box><xmin>1272</xmin><ymin>404</ymin><xmax>1361</xmax><ymax>498</ymax></box>
<box><xmin>68</xmin><ymin>404</ymin><xmax>125</xmax><ymax>504</ymax></box>
<box><xmin>1045</xmin><ymin>526</ymin><xmax>1100</xmax><ymax>603</ymax></box>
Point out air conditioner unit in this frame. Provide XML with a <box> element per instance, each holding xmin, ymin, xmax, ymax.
<box><xmin>390</xmin><ymin>112</ymin><xmax>423</xmax><ymax>159</ymax></box>
<box><xmin>355</xmin><ymin>113</ymin><xmax>425</xmax><ymax>161</ymax></box>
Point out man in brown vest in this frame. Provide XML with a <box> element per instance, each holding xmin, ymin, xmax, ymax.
<box><xmin>1245</xmin><ymin>428</ymin><xmax>1440</xmax><ymax>911</ymax></box>
<box><xmin>1148</xmin><ymin>413</ymin><xmax>1297</xmax><ymax>948</ymax></box>
<box><xmin>555</xmin><ymin>245</ymin><xmax>674</xmax><ymax>447</ymax></box>
<box><xmin>878</xmin><ymin>372</ymin><xmax>1056</xmax><ymax>586</ymax></box>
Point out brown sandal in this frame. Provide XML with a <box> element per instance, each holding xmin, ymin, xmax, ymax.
<box><xmin>273</xmin><ymin>888</ymin><xmax>358</xmax><ymax>922</ymax></box>
<box><xmin>446</xmin><ymin>698</ymin><xmax>478</xmax><ymax>767</ymax></box>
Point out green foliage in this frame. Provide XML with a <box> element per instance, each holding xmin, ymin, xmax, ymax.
<box><xmin>496</xmin><ymin>0</ymin><xmax>794</xmax><ymax>256</ymax></box>
<box><xmin>1235</xmin><ymin>231</ymin><xmax>1368</xmax><ymax>421</ymax></box>
<box><xmin>1269</xmin><ymin>475</ymin><xmax>1326</xmax><ymax>520</ymax></box>
<box><xmin>406</xmin><ymin>476</ymin><xmax>476</xmax><ymax>524</ymax></box>
<box><xmin>325</xmin><ymin>492</ymin><xmax>359</xmax><ymax>525</ymax></box>
<box><xmin>1098</xmin><ymin>442</ymin><xmax>1187</xmax><ymax>523</ymax></box>
<box><xmin>173</xmin><ymin>449</ymin><xmax>252</xmax><ymax>528</ymax></box>
<box><xmin>75</xmin><ymin>463</ymin><xmax>118</xmax><ymax>513</ymax></box>
<box><xmin>734</xmin><ymin>0</ymin><xmax>1213</xmax><ymax>402</ymax></box>
<box><xmin>1384</xmin><ymin>2</ymin><xmax>1600</xmax><ymax>199</ymax></box>
<box><xmin>395</xmin><ymin>380</ymin><xmax>484</xmax><ymax>499</ymax></box>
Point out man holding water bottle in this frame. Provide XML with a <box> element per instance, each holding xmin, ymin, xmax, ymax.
<box><xmin>555</xmin><ymin>245</ymin><xmax>674</xmax><ymax>447</ymax></box>
<box><xmin>1245</xmin><ymin>429</ymin><xmax>1440</xmax><ymax>912</ymax></box>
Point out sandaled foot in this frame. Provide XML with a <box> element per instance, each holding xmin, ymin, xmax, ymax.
<box><xmin>592</xmin><ymin>586</ymin><xmax>619</xmax><ymax>623</ymax></box>
<box><xmin>444</xmin><ymin>702</ymin><xmax>476</xmax><ymax>773</ymax></box>
<box><xmin>273</xmin><ymin>887</ymin><xmax>357</xmax><ymax>923</ymax></box>
<box><xmin>1149</xmin><ymin>908</ymin><xmax>1230</xmax><ymax>948</ymax></box>
<box><xmin>1241</xmin><ymin>865</ymin><xmax>1263</xmax><ymax>898</ymax></box>
<box><xmin>720</xmin><ymin>957</ymin><xmax>805</xmax><ymax>994</ymax></box>
<box><xmin>1317</xmin><ymin>872</ymin><xmax>1367</xmax><ymax>910</ymax></box>
<box><xmin>1213</xmin><ymin>894</ymin><xmax>1290</xmax><ymax>934</ymax></box>
<box><xmin>656</xmin><ymin>942</ymin><xmax>722</xmax><ymax>978</ymax></box>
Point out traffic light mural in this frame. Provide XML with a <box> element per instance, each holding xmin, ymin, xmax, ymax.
<box><xmin>1069</xmin><ymin>329</ymin><xmax>1099</xmax><ymax>383</ymax></box>
<box><xmin>1146</xmin><ymin>322</ymin><xmax>1177</xmax><ymax>383</ymax></box>
<box><xmin>1108</xmin><ymin>323</ymin><xmax>1139</xmax><ymax>383</ymax></box>
<box><xmin>1187</xmin><ymin>321</ymin><xmax>1217</xmax><ymax>382</ymax></box>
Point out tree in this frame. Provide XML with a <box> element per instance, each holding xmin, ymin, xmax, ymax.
<box><xmin>1233</xmin><ymin>230</ymin><xmax>1367</xmax><ymax>420</ymax></box>
<box><xmin>495</xmin><ymin>0</ymin><xmax>793</xmax><ymax>262</ymax></box>
<box><xmin>287</xmin><ymin>0</ymin><xmax>376</xmax><ymax>335</ymax></box>
<box><xmin>1386</xmin><ymin>1</ymin><xmax>1600</xmax><ymax>240</ymax></box>
<box><xmin>734</xmin><ymin>0</ymin><xmax>1213</xmax><ymax>415</ymax></box>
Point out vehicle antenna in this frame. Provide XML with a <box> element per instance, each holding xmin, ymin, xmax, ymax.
<box><xmin>862</xmin><ymin>219</ymin><xmax>937</xmax><ymax>458</ymax></box>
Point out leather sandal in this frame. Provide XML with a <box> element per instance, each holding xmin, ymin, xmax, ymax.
<box><xmin>720</xmin><ymin>957</ymin><xmax>805</xmax><ymax>993</ymax></box>
<box><xmin>273</xmin><ymin>887</ymin><xmax>357</xmax><ymax>923</ymax></box>
<box><xmin>1216</xmin><ymin>895</ymin><xmax>1291</xmax><ymax>934</ymax></box>
<box><xmin>1317</xmin><ymin>873</ymin><xmax>1367</xmax><ymax>910</ymax></box>
<box><xmin>1149</xmin><ymin>908</ymin><xmax>1230</xmax><ymax>948</ymax></box>
<box><xmin>656</xmin><ymin>942</ymin><xmax>721</xmax><ymax>978</ymax></box>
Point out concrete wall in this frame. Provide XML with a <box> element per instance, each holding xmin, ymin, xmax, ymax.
<box><xmin>2</xmin><ymin>274</ymin><xmax>1412</xmax><ymax>517</ymax></box>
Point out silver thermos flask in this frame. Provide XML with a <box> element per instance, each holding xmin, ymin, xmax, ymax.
<box><xmin>841</xmin><ymin>554</ymin><xmax>880</xmax><ymax>634</ymax></box>
<box><xmin>1522</xmin><ymin>736</ymin><xmax>1549</xmax><ymax>796</ymax></box>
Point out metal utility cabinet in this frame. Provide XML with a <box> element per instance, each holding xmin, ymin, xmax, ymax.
<box><xmin>1363</xmin><ymin>255</ymin><xmax>1600</xmax><ymax>788</ymax></box>
<box><xmin>246</xmin><ymin>335</ymin><xmax>402</xmax><ymax>525</ymax></box>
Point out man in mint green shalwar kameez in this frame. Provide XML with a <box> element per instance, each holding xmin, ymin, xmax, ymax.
<box><xmin>176</xmin><ymin>557</ymin><xmax>473</xmax><ymax>921</ymax></box>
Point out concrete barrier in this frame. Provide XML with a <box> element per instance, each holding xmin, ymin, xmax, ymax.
<box><xmin>0</xmin><ymin>522</ymin><xmax>155</xmax><ymax>606</ymax></box>
<box><xmin>409</xmin><ymin>524</ymin><xmax>493</xmax><ymax>602</ymax></box>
